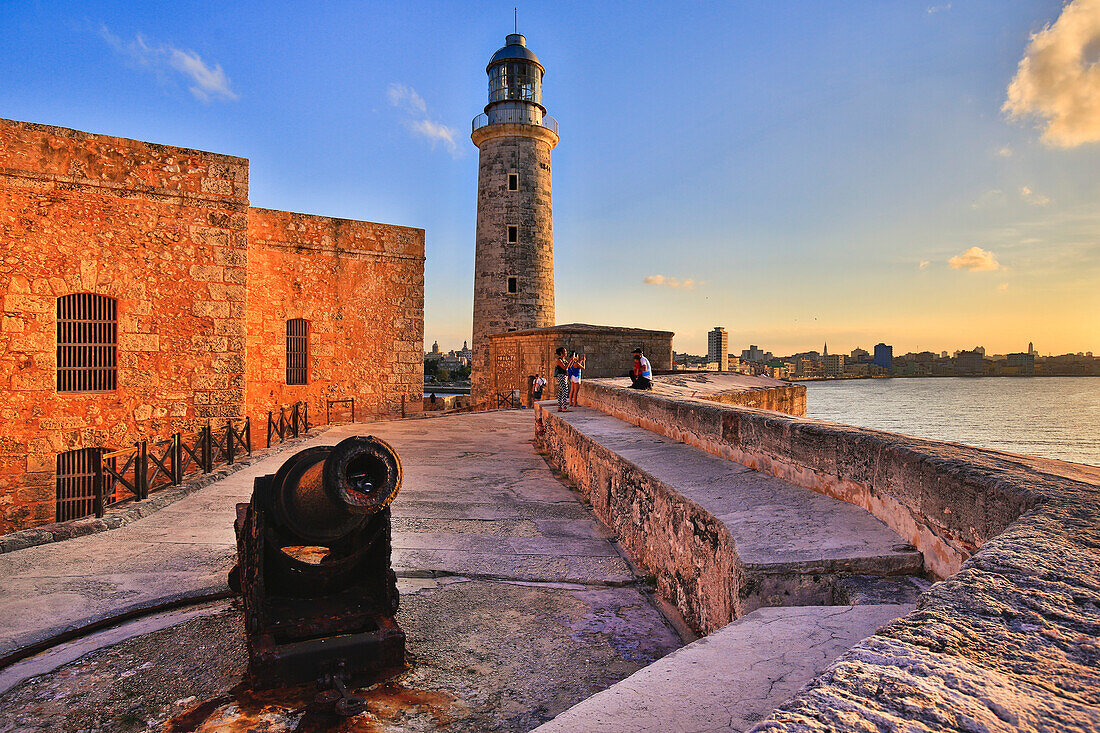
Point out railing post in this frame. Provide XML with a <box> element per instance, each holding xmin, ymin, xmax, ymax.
<box><xmin>245</xmin><ymin>416</ymin><xmax>252</xmax><ymax>455</ymax></box>
<box><xmin>351</xmin><ymin>398</ymin><xmax>355</xmax><ymax>423</ymax></box>
<box><xmin>303</xmin><ymin>402</ymin><xmax>309</xmax><ymax>432</ymax></box>
<box><xmin>267</xmin><ymin>411</ymin><xmax>273</xmax><ymax>448</ymax></box>
<box><xmin>224</xmin><ymin>423</ymin><xmax>231</xmax><ymax>465</ymax></box>
<box><xmin>173</xmin><ymin>433</ymin><xmax>182</xmax><ymax>484</ymax></box>
<box><xmin>93</xmin><ymin>449</ymin><xmax>105</xmax><ymax>518</ymax></box>
<box><xmin>137</xmin><ymin>440</ymin><xmax>148</xmax><ymax>497</ymax></box>
<box><xmin>292</xmin><ymin>403</ymin><xmax>299</xmax><ymax>439</ymax></box>
<box><xmin>203</xmin><ymin>425</ymin><xmax>213</xmax><ymax>473</ymax></box>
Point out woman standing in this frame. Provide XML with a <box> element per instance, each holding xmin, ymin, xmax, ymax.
<box><xmin>568</xmin><ymin>351</ymin><xmax>586</xmax><ymax>406</ymax></box>
<box><xmin>554</xmin><ymin>347</ymin><xmax>571</xmax><ymax>412</ymax></box>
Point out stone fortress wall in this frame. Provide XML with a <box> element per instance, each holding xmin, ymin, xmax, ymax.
<box><xmin>535</xmin><ymin>379</ymin><xmax>1100</xmax><ymax>729</ymax></box>
<box><xmin>486</xmin><ymin>323</ymin><xmax>672</xmax><ymax>402</ymax></box>
<box><xmin>245</xmin><ymin>208</ymin><xmax>424</xmax><ymax>421</ymax></box>
<box><xmin>0</xmin><ymin>118</ymin><xmax>424</xmax><ymax>533</ymax></box>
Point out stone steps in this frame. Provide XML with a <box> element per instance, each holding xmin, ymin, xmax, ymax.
<box><xmin>538</xmin><ymin>407</ymin><xmax>924</xmax><ymax>625</ymax></box>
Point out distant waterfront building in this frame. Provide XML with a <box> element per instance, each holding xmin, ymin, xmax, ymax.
<box><xmin>1006</xmin><ymin>352</ymin><xmax>1036</xmax><ymax>376</ymax></box>
<box><xmin>823</xmin><ymin>353</ymin><xmax>845</xmax><ymax>377</ymax></box>
<box><xmin>850</xmin><ymin>348</ymin><xmax>870</xmax><ymax>362</ymax></box>
<box><xmin>956</xmin><ymin>350</ymin><xmax>986</xmax><ymax>376</ymax></box>
<box><xmin>708</xmin><ymin>327</ymin><xmax>729</xmax><ymax>371</ymax></box>
<box><xmin>1028</xmin><ymin>342</ymin><xmax>1036</xmax><ymax>356</ymax></box>
<box><xmin>741</xmin><ymin>345</ymin><xmax>766</xmax><ymax>363</ymax></box>
<box><xmin>873</xmin><ymin>343</ymin><xmax>893</xmax><ymax>371</ymax></box>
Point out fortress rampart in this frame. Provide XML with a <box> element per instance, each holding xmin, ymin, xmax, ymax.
<box><xmin>535</xmin><ymin>379</ymin><xmax>1100</xmax><ymax>729</ymax></box>
<box><xmin>0</xmin><ymin>118</ymin><xmax>424</xmax><ymax>533</ymax></box>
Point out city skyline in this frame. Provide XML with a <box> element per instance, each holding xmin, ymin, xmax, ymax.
<box><xmin>3</xmin><ymin>2</ymin><xmax>1097</xmax><ymax>356</ymax></box>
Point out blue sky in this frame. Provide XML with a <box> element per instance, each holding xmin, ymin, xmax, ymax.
<box><xmin>3</xmin><ymin>1</ymin><xmax>1098</xmax><ymax>356</ymax></box>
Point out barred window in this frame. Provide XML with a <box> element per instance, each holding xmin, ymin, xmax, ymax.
<box><xmin>286</xmin><ymin>318</ymin><xmax>309</xmax><ymax>385</ymax></box>
<box><xmin>57</xmin><ymin>293</ymin><xmax>117</xmax><ymax>393</ymax></box>
<box><xmin>56</xmin><ymin>448</ymin><xmax>99</xmax><ymax>521</ymax></box>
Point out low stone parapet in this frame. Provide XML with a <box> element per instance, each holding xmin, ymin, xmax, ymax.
<box><xmin>549</xmin><ymin>380</ymin><xmax>1100</xmax><ymax>730</ymax></box>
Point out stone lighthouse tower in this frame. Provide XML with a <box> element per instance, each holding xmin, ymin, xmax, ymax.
<box><xmin>470</xmin><ymin>33</ymin><xmax>558</xmax><ymax>399</ymax></box>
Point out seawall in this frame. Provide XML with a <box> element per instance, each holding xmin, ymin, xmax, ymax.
<box><xmin>534</xmin><ymin>379</ymin><xmax>1100</xmax><ymax>730</ymax></box>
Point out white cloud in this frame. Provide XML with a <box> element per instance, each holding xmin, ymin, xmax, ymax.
<box><xmin>948</xmin><ymin>246</ymin><xmax>1001</xmax><ymax>271</ymax></box>
<box><xmin>1003</xmin><ymin>0</ymin><xmax>1100</xmax><ymax>147</ymax></box>
<box><xmin>996</xmin><ymin>146</ymin><xmax>1013</xmax><ymax>157</ymax></box>
<box><xmin>919</xmin><ymin>260</ymin><xmax>931</xmax><ymax>269</ymax></box>
<box><xmin>99</xmin><ymin>26</ymin><xmax>237</xmax><ymax>102</ymax></box>
<box><xmin>644</xmin><ymin>275</ymin><xmax>697</xmax><ymax>289</ymax></box>
<box><xmin>407</xmin><ymin>119</ymin><xmax>458</xmax><ymax>155</ymax></box>
<box><xmin>1021</xmin><ymin>186</ymin><xmax>1051</xmax><ymax>206</ymax></box>
<box><xmin>927</xmin><ymin>4</ymin><xmax>952</xmax><ymax>13</ymax></box>
<box><xmin>387</xmin><ymin>83</ymin><xmax>461</xmax><ymax>158</ymax></box>
<box><xmin>386</xmin><ymin>83</ymin><xmax>427</xmax><ymax>115</ymax></box>
<box><xmin>998</xmin><ymin>282</ymin><xmax>1010</xmax><ymax>291</ymax></box>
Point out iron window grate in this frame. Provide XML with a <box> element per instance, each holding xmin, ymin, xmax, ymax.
<box><xmin>56</xmin><ymin>447</ymin><xmax>100</xmax><ymax>521</ymax></box>
<box><xmin>287</xmin><ymin>319</ymin><xmax>309</xmax><ymax>385</ymax></box>
<box><xmin>57</xmin><ymin>293</ymin><xmax>117</xmax><ymax>393</ymax></box>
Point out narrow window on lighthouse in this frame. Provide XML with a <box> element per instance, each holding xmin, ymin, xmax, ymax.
<box><xmin>507</xmin><ymin>276</ymin><xmax>518</xmax><ymax>293</ymax></box>
<box><xmin>507</xmin><ymin>225</ymin><xmax>518</xmax><ymax>244</ymax></box>
<box><xmin>508</xmin><ymin>173</ymin><xmax>518</xmax><ymax>191</ymax></box>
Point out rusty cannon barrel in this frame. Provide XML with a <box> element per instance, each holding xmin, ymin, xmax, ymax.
<box><xmin>230</xmin><ymin>435</ymin><xmax>406</xmax><ymax>689</ymax></box>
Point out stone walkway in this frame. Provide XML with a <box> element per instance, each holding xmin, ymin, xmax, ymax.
<box><xmin>0</xmin><ymin>411</ymin><xmax>684</xmax><ymax>730</ymax></box>
<box><xmin>0</xmin><ymin>409</ymin><xmax>927</xmax><ymax>731</ymax></box>
<box><xmin>534</xmin><ymin>604</ymin><xmax>914</xmax><ymax>732</ymax></box>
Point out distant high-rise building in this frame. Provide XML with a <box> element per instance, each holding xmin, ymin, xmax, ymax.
<box><xmin>823</xmin><ymin>353</ymin><xmax>845</xmax><ymax>377</ymax></box>
<box><xmin>873</xmin><ymin>343</ymin><xmax>893</xmax><ymax>371</ymax></box>
<box><xmin>1028</xmin><ymin>342</ymin><xmax>1036</xmax><ymax>355</ymax></box>
<box><xmin>708</xmin><ymin>327</ymin><xmax>729</xmax><ymax>371</ymax></box>
<box><xmin>741</xmin><ymin>344</ymin><xmax>765</xmax><ymax>363</ymax></box>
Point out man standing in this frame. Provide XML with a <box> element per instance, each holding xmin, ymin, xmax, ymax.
<box><xmin>630</xmin><ymin>348</ymin><xmax>653</xmax><ymax>390</ymax></box>
<box><xmin>533</xmin><ymin>372</ymin><xmax>547</xmax><ymax>401</ymax></box>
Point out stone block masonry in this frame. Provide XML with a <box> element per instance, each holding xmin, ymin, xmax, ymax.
<box><xmin>245</xmin><ymin>208</ymin><xmax>424</xmax><ymax>421</ymax></box>
<box><xmin>471</xmin><ymin>124</ymin><xmax>558</xmax><ymax>400</ymax></box>
<box><xmin>0</xmin><ymin>118</ymin><xmax>424</xmax><ymax>533</ymax></box>
<box><xmin>486</xmin><ymin>323</ymin><xmax>673</xmax><ymax>404</ymax></box>
<box><xmin>0</xmin><ymin>119</ymin><xmax>249</xmax><ymax>532</ymax></box>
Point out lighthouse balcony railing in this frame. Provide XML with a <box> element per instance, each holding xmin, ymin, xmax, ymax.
<box><xmin>472</xmin><ymin>112</ymin><xmax>558</xmax><ymax>135</ymax></box>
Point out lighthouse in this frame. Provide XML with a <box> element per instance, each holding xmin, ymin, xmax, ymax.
<box><xmin>470</xmin><ymin>33</ymin><xmax>558</xmax><ymax>399</ymax></box>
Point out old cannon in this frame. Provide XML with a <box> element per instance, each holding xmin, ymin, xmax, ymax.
<box><xmin>229</xmin><ymin>435</ymin><xmax>405</xmax><ymax>690</ymax></box>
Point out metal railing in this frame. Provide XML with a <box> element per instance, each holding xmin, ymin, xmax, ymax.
<box><xmin>57</xmin><ymin>397</ymin><xmax>365</xmax><ymax>523</ymax></box>
<box><xmin>327</xmin><ymin>398</ymin><xmax>355</xmax><ymax>424</ymax></box>
<box><xmin>267</xmin><ymin>402</ymin><xmax>309</xmax><ymax>448</ymax></box>
<box><xmin>472</xmin><ymin>111</ymin><xmax>558</xmax><ymax>135</ymax></box>
<box><xmin>91</xmin><ymin>418</ymin><xmax>252</xmax><ymax>517</ymax></box>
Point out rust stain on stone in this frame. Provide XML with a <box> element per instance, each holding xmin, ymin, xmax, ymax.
<box><xmin>162</xmin><ymin>678</ymin><xmax>457</xmax><ymax>733</ymax></box>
